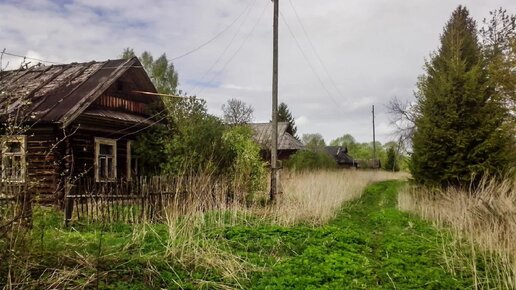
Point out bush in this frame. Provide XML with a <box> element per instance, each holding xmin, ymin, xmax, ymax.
<box><xmin>134</xmin><ymin>97</ymin><xmax>267</xmax><ymax>195</ymax></box>
<box><xmin>222</xmin><ymin>125</ymin><xmax>267</xmax><ymax>193</ymax></box>
<box><xmin>286</xmin><ymin>150</ymin><xmax>336</xmax><ymax>172</ymax></box>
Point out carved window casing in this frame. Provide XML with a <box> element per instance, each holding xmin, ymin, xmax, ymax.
<box><xmin>1</xmin><ymin>135</ymin><xmax>27</xmax><ymax>183</ymax></box>
<box><xmin>94</xmin><ymin>138</ymin><xmax>117</xmax><ymax>182</ymax></box>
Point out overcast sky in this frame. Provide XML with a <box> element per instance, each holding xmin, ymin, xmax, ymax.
<box><xmin>1</xmin><ymin>0</ymin><xmax>514</xmax><ymax>143</ymax></box>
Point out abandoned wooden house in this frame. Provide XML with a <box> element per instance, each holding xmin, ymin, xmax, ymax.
<box><xmin>0</xmin><ymin>57</ymin><xmax>163</xmax><ymax>203</ymax></box>
<box><xmin>249</xmin><ymin>122</ymin><xmax>303</xmax><ymax>161</ymax></box>
<box><xmin>324</xmin><ymin>146</ymin><xmax>357</xmax><ymax>168</ymax></box>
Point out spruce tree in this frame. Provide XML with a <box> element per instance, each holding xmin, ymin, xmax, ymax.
<box><xmin>411</xmin><ymin>6</ymin><xmax>513</xmax><ymax>187</ymax></box>
<box><xmin>278</xmin><ymin>102</ymin><xmax>298</xmax><ymax>139</ymax></box>
<box><xmin>385</xmin><ymin>146</ymin><xmax>399</xmax><ymax>172</ymax></box>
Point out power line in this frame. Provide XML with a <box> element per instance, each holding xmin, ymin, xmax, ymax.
<box><xmin>279</xmin><ymin>12</ymin><xmax>342</xmax><ymax>109</ymax></box>
<box><xmin>194</xmin><ymin>2</ymin><xmax>268</xmax><ymax>96</ymax></box>
<box><xmin>287</xmin><ymin>0</ymin><xmax>348</xmax><ymax>103</ymax></box>
<box><xmin>119</xmin><ymin>3</ymin><xmax>268</xmax><ymax>136</ymax></box>
<box><xmin>187</xmin><ymin>0</ymin><xmax>260</xmax><ymax>95</ymax></box>
<box><xmin>1</xmin><ymin>51</ymin><xmax>61</xmax><ymax>65</ymax></box>
<box><xmin>116</xmin><ymin>114</ymin><xmax>168</xmax><ymax>141</ymax></box>
<box><xmin>3</xmin><ymin>1</ymin><xmax>256</xmax><ymax>68</ymax></box>
<box><xmin>170</xmin><ymin>0</ymin><xmax>255</xmax><ymax>61</ymax></box>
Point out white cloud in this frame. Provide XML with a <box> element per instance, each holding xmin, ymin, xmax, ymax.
<box><xmin>1</xmin><ymin>0</ymin><xmax>514</xmax><ymax>144</ymax></box>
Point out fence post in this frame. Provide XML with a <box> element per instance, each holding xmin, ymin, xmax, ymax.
<box><xmin>64</xmin><ymin>180</ymin><xmax>74</xmax><ymax>226</ymax></box>
<box><xmin>20</xmin><ymin>183</ymin><xmax>33</xmax><ymax>227</ymax></box>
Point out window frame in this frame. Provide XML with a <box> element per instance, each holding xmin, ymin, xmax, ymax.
<box><xmin>126</xmin><ymin>140</ymin><xmax>139</xmax><ymax>181</ymax></box>
<box><xmin>1</xmin><ymin>135</ymin><xmax>27</xmax><ymax>183</ymax></box>
<box><xmin>94</xmin><ymin>137</ymin><xmax>117</xmax><ymax>182</ymax></box>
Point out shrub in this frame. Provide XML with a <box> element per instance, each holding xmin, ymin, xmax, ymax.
<box><xmin>222</xmin><ymin>125</ymin><xmax>267</xmax><ymax>193</ymax></box>
<box><xmin>286</xmin><ymin>150</ymin><xmax>336</xmax><ymax>172</ymax></box>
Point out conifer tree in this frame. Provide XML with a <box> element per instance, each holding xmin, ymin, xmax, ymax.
<box><xmin>411</xmin><ymin>6</ymin><xmax>513</xmax><ymax>187</ymax></box>
<box><xmin>277</xmin><ymin>102</ymin><xmax>298</xmax><ymax>139</ymax></box>
<box><xmin>385</xmin><ymin>146</ymin><xmax>399</xmax><ymax>172</ymax></box>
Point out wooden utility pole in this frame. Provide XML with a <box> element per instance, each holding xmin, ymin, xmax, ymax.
<box><xmin>270</xmin><ymin>0</ymin><xmax>279</xmax><ymax>201</ymax></box>
<box><xmin>372</xmin><ymin>105</ymin><xmax>377</xmax><ymax>168</ymax></box>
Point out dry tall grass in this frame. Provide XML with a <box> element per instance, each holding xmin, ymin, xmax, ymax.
<box><xmin>398</xmin><ymin>178</ymin><xmax>516</xmax><ymax>289</ymax></box>
<box><xmin>266</xmin><ymin>170</ymin><xmax>409</xmax><ymax>225</ymax></box>
<box><xmin>157</xmin><ymin>169</ymin><xmax>408</xmax><ymax>286</ymax></box>
<box><xmin>1</xmin><ymin>169</ymin><xmax>408</xmax><ymax>289</ymax></box>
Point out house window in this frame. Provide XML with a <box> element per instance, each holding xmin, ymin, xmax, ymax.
<box><xmin>95</xmin><ymin>138</ymin><xmax>117</xmax><ymax>182</ymax></box>
<box><xmin>1</xmin><ymin>135</ymin><xmax>27</xmax><ymax>182</ymax></box>
<box><xmin>126</xmin><ymin>141</ymin><xmax>138</xmax><ymax>180</ymax></box>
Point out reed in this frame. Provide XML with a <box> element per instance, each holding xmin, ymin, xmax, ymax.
<box><xmin>398</xmin><ymin>178</ymin><xmax>516</xmax><ymax>289</ymax></box>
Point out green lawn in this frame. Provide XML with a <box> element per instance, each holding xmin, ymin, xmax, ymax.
<box><xmin>1</xmin><ymin>181</ymin><xmax>476</xmax><ymax>289</ymax></box>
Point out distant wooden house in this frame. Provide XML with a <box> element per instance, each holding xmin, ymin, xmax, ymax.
<box><xmin>0</xmin><ymin>57</ymin><xmax>163</xmax><ymax>203</ymax></box>
<box><xmin>249</xmin><ymin>122</ymin><xmax>303</xmax><ymax>161</ymax></box>
<box><xmin>325</xmin><ymin>146</ymin><xmax>357</xmax><ymax>168</ymax></box>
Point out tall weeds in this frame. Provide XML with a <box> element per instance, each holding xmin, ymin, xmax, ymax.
<box><xmin>398</xmin><ymin>178</ymin><xmax>516</xmax><ymax>289</ymax></box>
<box><xmin>266</xmin><ymin>170</ymin><xmax>408</xmax><ymax>225</ymax></box>
<box><xmin>0</xmin><ymin>169</ymin><xmax>406</xmax><ymax>289</ymax></box>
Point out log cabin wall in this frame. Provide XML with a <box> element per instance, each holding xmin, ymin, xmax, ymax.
<box><xmin>0</xmin><ymin>126</ymin><xmax>63</xmax><ymax>203</ymax></box>
<box><xmin>26</xmin><ymin>126</ymin><xmax>62</xmax><ymax>202</ymax></box>
<box><xmin>68</xmin><ymin>119</ymin><xmax>135</xmax><ymax>182</ymax></box>
<box><xmin>1</xmin><ymin>124</ymin><xmax>135</xmax><ymax>204</ymax></box>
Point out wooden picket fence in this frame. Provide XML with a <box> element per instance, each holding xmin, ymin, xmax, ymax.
<box><xmin>64</xmin><ymin>176</ymin><xmax>231</xmax><ymax>225</ymax></box>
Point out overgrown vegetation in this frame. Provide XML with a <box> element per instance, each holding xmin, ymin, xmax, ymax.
<box><xmin>3</xmin><ymin>176</ymin><xmax>489</xmax><ymax>289</ymax></box>
<box><xmin>399</xmin><ymin>177</ymin><xmax>516</xmax><ymax>289</ymax></box>
<box><xmin>285</xmin><ymin>149</ymin><xmax>336</xmax><ymax>172</ymax></box>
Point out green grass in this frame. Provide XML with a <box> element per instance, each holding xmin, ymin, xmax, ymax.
<box><xmin>1</xmin><ymin>181</ymin><xmax>477</xmax><ymax>289</ymax></box>
<box><xmin>231</xmin><ymin>180</ymin><xmax>472</xmax><ymax>289</ymax></box>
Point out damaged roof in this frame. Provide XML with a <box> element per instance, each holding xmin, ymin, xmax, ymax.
<box><xmin>249</xmin><ymin>122</ymin><xmax>304</xmax><ymax>151</ymax></box>
<box><xmin>325</xmin><ymin>146</ymin><xmax>355</xmax><ymax>165</ymax></box>
<box><xmin>0</xmin><ymin>57</ymin><xmax>157</xmax><ymax>127</ymax></box>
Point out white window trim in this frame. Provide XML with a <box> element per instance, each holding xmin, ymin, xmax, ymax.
<box><xmin>94</xmin><ymin>137</ymin><xmax>117</xmax><ymax>182</ymax></box>
<box><xmin>1</xmin><ymin>135</ymin><xmax>27</xmax><ymax>183</ymax></box>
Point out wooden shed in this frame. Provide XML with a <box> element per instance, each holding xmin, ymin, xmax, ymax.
<box><xmin>0</xmin><ymin>57</ymin><xmax>163</xmax><ymax>203</ymax></box>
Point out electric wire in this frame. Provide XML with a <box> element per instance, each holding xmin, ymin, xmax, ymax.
<box><xmin>2</xmin><ymin>1</ymin><xmax>266</xmax><ymax>138</ymax></box>
<box><xmin>187</xmin><ymin>0</ymin><xmax>260</xmax><ymax>95</ymax></box>
<box><xmin>1</xmin><ymin>51</ymin><xmax>61</xmax><ymax>65</ymax></box>
<box><xmin>169</xmin><ymin>0</ymin><xmax>255</xmax><ymax>61</ymax></box>
<box><xmin>111</xmin><ymin>1</ymin><xmax>265</xmax><ymax>137</ymax></box>
<box><xmin>279</xmin><ymin>11</ymin><xmax>342</xmax><ymax>109</ymax></box>
<box><xmin>194</xmin><ymin>2</ymin><xmax>268</xmax><ymax>96</ymax></box>
<box><xmin>287</xmin><ymin>0</ymin><xmax>347</xmax><ymax>103</ymax></box>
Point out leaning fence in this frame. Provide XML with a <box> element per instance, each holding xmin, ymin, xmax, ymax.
<box><xmin>64</xmin><ymin>176</ymin><xmax>232</xmax><ymax>225</ymax></box>
<box><xmin>1</xmin><ymin>175</ymin><xmax>235</xmax><ymax>227</ymax></box>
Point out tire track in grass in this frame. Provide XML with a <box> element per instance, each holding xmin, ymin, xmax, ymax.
<box><xmin>226</xmin><ymin>180</ymin><xmax>474</xmax><ymax>289</ymax></box>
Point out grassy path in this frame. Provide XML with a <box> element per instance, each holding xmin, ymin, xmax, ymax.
<box><xmin>227</xmin><ymin>180</ymin><xmax>472</xmax><ymax>289</ymax></box>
